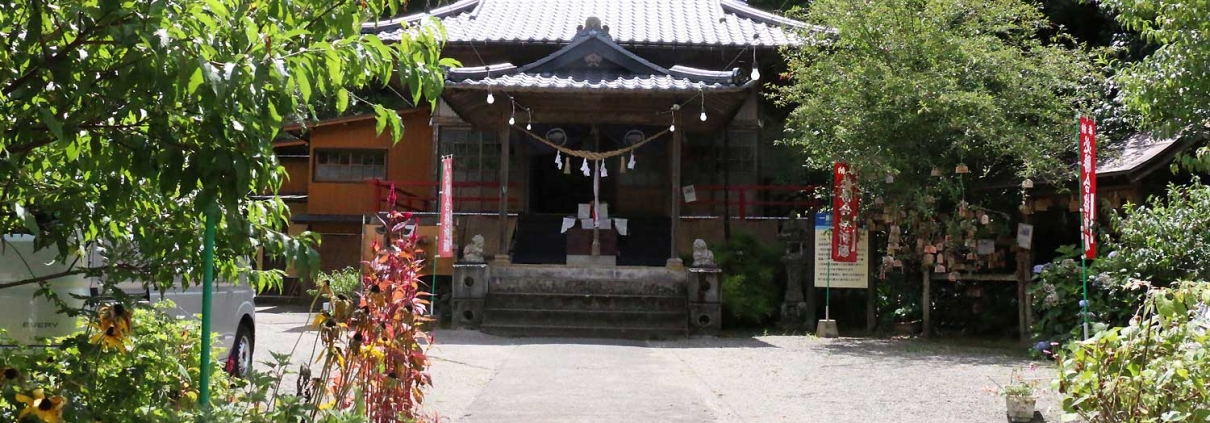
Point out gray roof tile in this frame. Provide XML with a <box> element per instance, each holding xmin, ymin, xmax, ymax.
<box><xmin>447</xmin><ymin>72</ymin><xmax>749</xmax><ymax>93</ymax></box>
<box><xmin>365</xmin><ymin>0</ymin><xmax>816</xmax><ymax>47</ymax></box>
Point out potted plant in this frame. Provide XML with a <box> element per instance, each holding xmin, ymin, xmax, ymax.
<box><xmin>991</xmin><ymin>367</ymin><xmax>1041</xmax><ymax>422</ymax></box>
<box><xmin>892</xmin><ymin>301</ymin><xmax>922</xmax><ymax>335</ymax></box>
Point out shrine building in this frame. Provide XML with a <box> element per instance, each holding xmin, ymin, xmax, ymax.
<box><xmin>272</xmin><ymin>0</ymin><xmax>819</xmax><ymax>337</ymax></box>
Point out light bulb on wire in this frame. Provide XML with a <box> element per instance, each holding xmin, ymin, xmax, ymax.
<box><xmin>486</xmin><ymin>92</ymin><xmax>495</xmax><ymax>104</ymax></box>
<box><xmin>699</xmin><ymin>111</ymin><xmax>707</xmax><ymax>122</ymax></box>
<box><xmin>508</xmin><ymin>116</ymin><xmax>515</xmax><ymax>125</ymax></box>
<box><xmin>750</xmin><ymin>67</ymin><xmax>760</xmax><ymax>81</ymax></box>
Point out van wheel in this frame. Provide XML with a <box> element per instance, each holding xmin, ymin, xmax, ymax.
<box><xmin>230</xmin><ymin>322</ymin><xmax>254</xmax><ymax>378</ymax></box>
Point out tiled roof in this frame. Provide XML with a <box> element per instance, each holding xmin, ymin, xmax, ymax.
<box><xmin>447</xmin><ymin>71</ymin><xmax>749</xmax><ymax>93</ymax></box>
<box><xmin>1100</xmin><ymin>132</ymin><xmax>1183</xmax><ymax>177</ymax></box>
<box><xmin>364</xmin><ymin>0</ymin><xmax>816</xmax><ymax>47</ymax></box>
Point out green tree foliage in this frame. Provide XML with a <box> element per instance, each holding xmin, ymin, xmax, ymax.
<box><xmin>776</xmin><ymin>0</ymin><xmax>1102</xmax><ymax>193</ymax></box>
<box><xmin>0</xmin><ymin>0</ymin><xmax>455</xmax><ymax>294</ymax></box>
<box><xmin>1097</xmin><ymin>181</ymin><xmax>1210</xmax><ymax>286</ymax></box>
<box><xmin>715</xmin><ymin>233</ymin><xmax>783</xmax><ymax>326</ymax></box>
<box><xmin>1101</xmin><ymin>0</ymin><xmax>1210</xmax><ymax>133</ymax></box>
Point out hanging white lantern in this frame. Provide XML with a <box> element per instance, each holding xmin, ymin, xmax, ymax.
<box><xmin>486</xmin><ymin>92</ymin><xmax>495</xmax><ymax>104</ymax></box>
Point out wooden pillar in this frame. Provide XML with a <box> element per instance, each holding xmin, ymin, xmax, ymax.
<box><xmin>922</xmin><ymin>268</ymin><xmax>931</xmax><ymax>337</ymax></box>
<box><xmin>1017</xmin><ymin>214</ymin><xmax>1034</xmax><ymax>343</ymax></box>
<box><xmin>495</xmin><ymin>125</ymin><xmax>511</xmax><ymax>263</ymax></box>
<box><xmin>667</xmin><ymin>125</ymin><xmax>684</xmax><ymax>268</ymax></box>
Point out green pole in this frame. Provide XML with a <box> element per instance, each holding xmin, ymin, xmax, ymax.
<box><xmin>199</xmin><ymin>202</ymin><xmax>217</xmax><ymax>410</ymax></box>
<box><xmin>432</xmin><ymin>161</ymin><xmax>442</xmax><ymax>318</ymax></box>
<box><xmin>826</xmin><ymin>256</ymin><xmax>832</xmax><ymax>320</ymax></box>
<box><xmin>1081</xmin><ymin>256</ymin><xmax>1089</xmax><ymax>339</ymax></box>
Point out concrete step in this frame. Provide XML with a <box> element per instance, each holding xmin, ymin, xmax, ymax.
<box><xmin>487</xmin><ymin>292</ymin><xmax>687</xmax><ymax>312</ymax></box>
<box><xmin>483</xmin><ymin>307</ymin><xmax>686</xmax><ymax>329</ymax></box>
<box><xmin>488</xmin><ymin>273</ymin><xmax>686</xmax><ymax>297</ymax></box>
<box><xmin>480</xmin><ymin>322</ymin><xmax>687</xmax><ymax>340</ymax></box>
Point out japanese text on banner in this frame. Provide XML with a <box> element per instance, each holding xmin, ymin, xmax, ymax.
<box><xmin>832</xmin><ymin>162</ymin><xmax>859</xmax><ymax>263</ymax></box>
<box><xmin>438</xmin><ymin>156</ymin><xmax>455</xmax><ymax>258</ymax></box>
<box><xmin>1079</xmin><ymin>117</ymin><xmax>1097</xmax><ymax>259</ymax></box>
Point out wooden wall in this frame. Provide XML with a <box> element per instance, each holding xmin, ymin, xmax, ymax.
<box><xmin>280</xmin><ymin>157</ymin><xmax>310</xmax><ymax>195</ymax></box>
<box><xmin>307</xmin><ymin>113</ymin><xmax>434</xmax><ymax>216</ymax></box>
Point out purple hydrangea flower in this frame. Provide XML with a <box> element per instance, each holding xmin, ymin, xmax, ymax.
<box><xmin>1079</xmin><ymin>299</ymin><xmax>1088</xmax><ymax>308</ymax></box>
<box><xmin>1032</xmin><ymin>264</ymin><xmax>1045</xmax><ymax>274</ymax></box>
<box><xmin>1034</xmin><ymin>341</ymin><xmax>1049</xmax><ymax>351</ymax></box>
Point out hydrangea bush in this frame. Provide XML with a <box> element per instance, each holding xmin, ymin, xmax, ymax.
<box><xmin>1029</xmin><ymin>245</ymin><xmax>1142</xmax><ymax>348</ymax></box>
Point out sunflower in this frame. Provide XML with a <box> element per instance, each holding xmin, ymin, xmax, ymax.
<box><xmin>98</xmin><ymin>303</ymin><xmax>132</xmax><ymax>334</ymax></box>
<box><xmin>0</xmin><ymin>366</ymin><xmax>19</xmax><ymax>385</ymax></box>
<box><xmin>89</xmin><ymin>322</ymin><xmax>127</xmax><ymax>351</ymax></box>
<box><xmin>17</xmin><ymin>388</ymin><xmax>66</xmax><ymax>423</ymax></box>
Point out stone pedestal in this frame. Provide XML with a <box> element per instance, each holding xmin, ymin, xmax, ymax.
<box><xmin>816</xmin><ymin>319</ymin><xmax>839</xmax><ymax>338</ymax></box>
<box><xmin>687</xmin><ymin>267</ymin><xmax>720</xmax><ymax>303</ymax></box>
<box><xmin>453</xmin><ymin>299</ymin><xmax>485</xmax><ymax>328</ymax></box>
<box><xmin>452</xmin><ymin>263</ymin><xmax>489</xmax><ymax>329</ymax></box>
<box><xmin>780</xmin><ymin>252</ymin><xmax>809</xmax><ymax>331</ymax></box>
<box><xmin>687</xmin><ymin>267</ymin><xmax>721</xmax><ymax>336</ymax></box>
<box><xmin>689</xmin><ymin>303</ymin><xmax>721</xmax><ymax>335</ymax></box>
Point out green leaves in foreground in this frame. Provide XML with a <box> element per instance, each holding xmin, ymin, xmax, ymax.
<box><xmin>0</xmin><ymin>0</ymin><xmax>453</xmax><ymax>294</ymax></box>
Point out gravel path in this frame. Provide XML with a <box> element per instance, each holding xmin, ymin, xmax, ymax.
<box><xmin>253</xmin><ymin>306</ymin><xmax>1061</xmax><ymax>422</ymax></box>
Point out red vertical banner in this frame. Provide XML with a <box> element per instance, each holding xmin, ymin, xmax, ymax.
<box><xmin>437</xmin><ymin>156</ymin><xmax>455</xmax><ymax>258</ymax></box>
<box><xmin>832</xmin><ymin>162</ymin><xmax>859</xmax><ymax>262</ymax></box>
<box><xmin>1079</xmin><ymin>117</ymin><xmax>1097</xmax><ymax>259</ymax></box>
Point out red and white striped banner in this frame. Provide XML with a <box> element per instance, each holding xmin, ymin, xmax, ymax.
<box><xmin>1079</xmin><ymin>117</ymin><xmax>1097</xmax><ymax>259</ymax></box>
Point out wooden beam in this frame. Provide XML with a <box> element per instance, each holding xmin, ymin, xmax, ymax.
<box><xmin>922</xmin><ymin>268</ymin><xmax>931</xmax><ymax>337</ymax></box>
<box><xmin>496</xmin><ymin>125</ymin><xmax>511</xmax><ymax>263</ymax></box>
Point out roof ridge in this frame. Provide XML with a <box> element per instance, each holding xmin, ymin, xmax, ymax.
<box><xmin>361</xmin><ymin>0</ymin><xmax>479</xmax><ymax>31</ymax></box>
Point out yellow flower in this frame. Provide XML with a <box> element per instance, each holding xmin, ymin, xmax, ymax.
<box><xmin>98</xmin><ymin>303</ymin><xmax>132</xmax><ymax>334</ymax></box>
<box><xmin>312</xmin><ymin>311</ymin><xmax>332</xmax><ymax>329</ymax></box>
<box><xmin>1</xmin><ymin>366</ymin><xmax>19</xmax><ymax>384</ymax></box>
<box><xmin>17</xmin><ymin>388</ymin><xmax>66</xmax><ymax>423</ymax></box>
<box><xmin>90</xmin><ymin>322</ymin><xmax>127</xmax><ymax>351</ymax></box>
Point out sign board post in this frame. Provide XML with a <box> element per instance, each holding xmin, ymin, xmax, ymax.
<box><xmin>817</xmin><ymin>163</ymin><xmax>861</xmax><ymax>338</ymax></box>
<box><xmin>1078</xmin><ymin>116</ymin><xmax>1097</xmax><ymax>339</ymax></box>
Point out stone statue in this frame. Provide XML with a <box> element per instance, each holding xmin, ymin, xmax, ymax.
<box><xmin>463</xmin><ymin>234</ymin><xmax>485</xmax><ymax>263</ymax></box>
<box><xmin>691</xmin><ymin>239</ymin><xmax>716</xmax><ymax>268</ymax></box>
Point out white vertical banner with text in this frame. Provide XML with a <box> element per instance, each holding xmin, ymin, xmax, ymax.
<box><xmin>437</xmin><ymin>156</ymin><xmax>454</xmax><ymax>258</ymax></box>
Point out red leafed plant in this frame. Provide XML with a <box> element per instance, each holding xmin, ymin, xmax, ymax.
<box><xmin>309</xmin><ymin>206</ymin><xmax>434</xmax><ymax>422</ymax></box>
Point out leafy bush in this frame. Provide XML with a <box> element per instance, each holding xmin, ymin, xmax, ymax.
<box><xmin>306</xmin><ymin>210</ymin><xmax>434</xmax><ymax>422</ymax></box>
<box><xmin>1029</xmin><ymin>245</ymin><xmax>1142</xmax><ymax>346</ymax></box>
<box><xmin>1097</xmin><ymin>181</ymin><xmax>1210</xmax><ymax>287</ymax></box>
<box><xmin>308</xmin><ymin>267</ymin><xmax>363</xmax><ymax>298</ymax></box>
<box><xmin>0</xmin><ymin>301</ymin><xmax>235</xmax><ymax>422</ymax></box>
<box><xmin>1057</xmin><ymin>282</ymin><xmax>1210</xmax><ymax>422</ymax></box>
<box><xmin>715</xmin><ymin>233</ymin><xmax>784</xmax><ymax>326</ymax></box>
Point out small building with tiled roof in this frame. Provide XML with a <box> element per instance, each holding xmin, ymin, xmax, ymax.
<box><xmin>280</xmin><ymin>0</ymin><xmax>818</xmax><ymax>335</ymax></box>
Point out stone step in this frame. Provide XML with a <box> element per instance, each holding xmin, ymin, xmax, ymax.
<box><xmin>483</xmin><ymin>307</ymin><xmax>687</xmax><ymax>329</ymax></box>
<box><xmin>480</xmin><ymin>322</ymin><xmax>687</xmax><ymax>340</ymax></box>
<box><xmin>489</xmin><ymin>276</ymin><xmax>685</xmax><ymax>297</ymax></box>
<box><xmin>487</xmin><ymin>292</ymin><xmax>687</xmax><ymax>312</ymax></box>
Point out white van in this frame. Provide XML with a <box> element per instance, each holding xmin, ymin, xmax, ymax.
<box><xmin>0</xmin><ymin>234</ymin><xmax>257</xmax><ymax>377</ymax></box>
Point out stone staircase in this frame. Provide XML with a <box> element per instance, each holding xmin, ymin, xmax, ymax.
<box><xmin>474</xmin><ymin>265</ymin><xmax>690</xmax><ymax>339</ymax></box>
